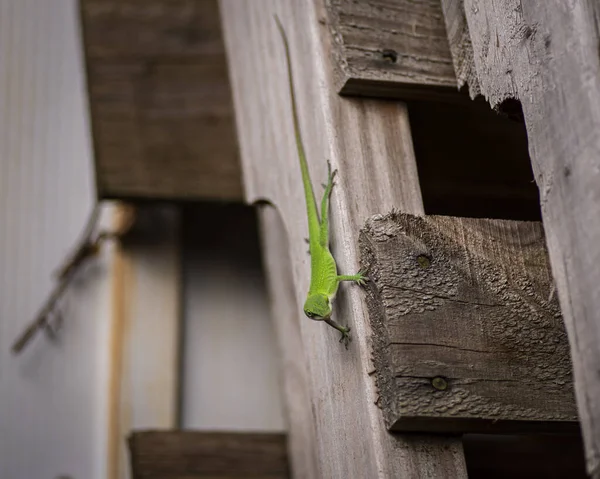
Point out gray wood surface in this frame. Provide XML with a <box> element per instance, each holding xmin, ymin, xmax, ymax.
<box><xmin>360</xmin><ymin>212</ymin><xmax>577</xmax><ymax>433</ymax></box>
<box><xmin>440</xmin><ymin>1</ymin><xmax>600</xmax><ymax>474</ymax></box>
<box><xmin>80</xmin><ymin>0</ymin><xmax>243</xmax><ymax>201</ymax></box>
<box><xmin>128</xmin><ymin>431</ymin><xmax>289</xmax><ymax>478</ymax></box>
<box><xmin>219</xmin><ymin>0</ymin><xmax>467</xmax><ymax>477</ymax></box>
<box><xmin>258</xmin><ymin>207</ymin><xmax>320</xmax><ymax>479</ymax></box>
<box><xmin>326</xmin><ymin>0</ymin><xmax>456</xmax><ymax>100</ymax></box>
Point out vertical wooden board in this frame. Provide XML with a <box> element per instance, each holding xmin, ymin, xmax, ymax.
<box><xmin>360</xmin><ymin>212</ymin><xmax>577</xmax><ymax>433</ymax></box>
<box><xmin>439</xmin><ymin>0</ymin><xmax>600</xmax><ymax>474</ymax></box>
<box><xmin>109</xmin><ymin>205</ymin><xmax>182</xmax><ymax>479</ymax></box>
<box><xmin>219</xmin><ymin>1</ymin><xmax>467</xmax><ymax>477</ymax></box>
<box><xmin>258</xmin><ymin>207</ymin><xmax>319</xmax><ymax>479</ymax></box>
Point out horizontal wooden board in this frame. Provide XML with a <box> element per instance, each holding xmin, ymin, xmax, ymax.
<box><xmin>326</xmin><ymin>0</ymin><xmax>458</xmax><ymax>100</ymax></box>
<box><xmin>360</xmin><ymin>212</ymin><xmax>578</xmax><ymax>433</ymax></box>
<box><xmin>128</xmin><ymin>431</ymin><xmax>289</xmax><ymax>478</ymax></box>
<box><xmin>80</xmin><ymin>0</ymin><xmax>243</xmax><ymax>201</ymax></box>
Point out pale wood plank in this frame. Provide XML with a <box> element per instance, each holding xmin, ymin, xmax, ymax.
<box><xmin>79</xmin><ymin>0</ymin><xmax>243</xmax><ymax>201</ymax></box>
<box><xmin>108</xmin><ymin>205</ymin><xmax>182</xmax><ymax>479</ymax></box>
<box><xmin>258</xmin><ymin>207</ymin><xmax>320</xmax><ymax>479</ymax></box>
<box><xmin>360</xmin><ymin>212</ymin><xmax>577</xmax><ymax>433</ymax></box>
<box><xmin>219</xmin><ymin>1</ymin><xmax>467</xmax><ymax>477</ymax></box>
<box><xmin>439</xmin><ymin>0</ymin><xmax>600</xmax><ymax>474</ymax></box>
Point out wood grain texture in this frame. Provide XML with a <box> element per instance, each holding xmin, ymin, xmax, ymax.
<box><xmin>80</xmin><ymin>0</ymin><xmax>243</xmax><ymax>201</ymax></box>
<box><xmin>326</xmin><ymin>0</ymin><xmax>457</xmax><ymax>100</ymax></box>
<box><xmin>128</xmin><ymin>431</ymin><xmax>289</xmax><ymax>478</ymax></box>
<box><xmin>258</xmin><ymin>207</ymin><xmax>319</xmax><ymax>479</ymax></box>
<box><xmin>360</xmin><ymin>212</ymin><xmax>577</xmax><ymax>433</ymax></box>
<box><xmin>438</xmin><ymin>0</ymin><xmax>479</xmax><ymax>97</ymax></box>
<box><xmin>219</xmin><ymin>1</ymin><xmax>467</xmax><ymax>477</ymax></box>
<box><xmin>440</xmin><ymin>0</ymin><xmax>600</xmax><ymax>474</ymax></box>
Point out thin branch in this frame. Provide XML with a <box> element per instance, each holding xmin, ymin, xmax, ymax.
<box><xmin>11</xmin><ymin>203</ymin><xmax>134</xmax><ymax>354</ymax></box>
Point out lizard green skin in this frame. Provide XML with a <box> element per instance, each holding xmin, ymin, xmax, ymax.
<box><xmin>275</xmin><ymin>17</ymin><xmax>367</xmax><ymax>347</ymax></box>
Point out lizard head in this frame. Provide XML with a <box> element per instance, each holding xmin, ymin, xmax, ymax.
<box><xmin>303</xmin><ymin>294</ymin><xmax>331</xmax><ymax>320</ymax></box>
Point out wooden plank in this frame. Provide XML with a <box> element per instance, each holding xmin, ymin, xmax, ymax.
<box><xmin>360</xmin><ymin>212</ymin><xmax>577</xmax><ymax>433</ymax></box>
<box><xmin>439</xmin><ymin>0</ymin><xmax>600</xmax><ymax>475</ymax></box>
<box><xmin>437</xmin><ymin>0</ymin><xmax>479</xmax><ymax>97</ymax></box>
<box><xmin>108</xmin><ymin>205</ymin><xmax>182</xmax><ymax>479</ymax></box>
<box><xmin>128</xmin><ymin>431</ymin><xmax>289</xmax><ymax>478</ymax></box>
<box><xmin>219</xmin><ymin>1</ymin><xmax>467</xmax><ymax>477</ymax></box>
<box><xmin>79</xmin><ymin>0</ymin><xmax>243</xmax><ymax>201</ymax></box>
<box><xmin>326</xmin><ymin>0</ymin><xmax>457</xmax><ymax>100</ymax></box>
<box><xmin>258</xmin><ymin>207</ymin><xmax>320</xmax><ymax>479</ymax></box>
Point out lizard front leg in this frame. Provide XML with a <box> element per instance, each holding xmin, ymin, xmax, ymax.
<box><xmin>336</xmin><ymin>272</ymin><xmax>368</xmax><ymax>286</ymax></box>
<box><xmin>324</xmin><ymin>318</ymin><xmax>351</xmax><ymax>349</ymax></box>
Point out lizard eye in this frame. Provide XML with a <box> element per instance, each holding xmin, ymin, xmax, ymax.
<box><xmin>305</xmin><ymin>311</ymin><xmax>315</xmax><ymax>318</ymax></box>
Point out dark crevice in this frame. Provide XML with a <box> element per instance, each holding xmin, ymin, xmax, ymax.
<box><xmin>408</xmin><ymin>97</ymin><xmax>540</xmax><ymax>221</ymax></box>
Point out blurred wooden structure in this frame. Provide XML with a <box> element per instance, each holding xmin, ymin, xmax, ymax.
<box><xmin>77</xmin><ymin>0</ymin><xmax>600</xmax><ymax>478</ymax></box>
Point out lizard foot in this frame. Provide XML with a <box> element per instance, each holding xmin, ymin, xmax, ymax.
<box><xmin>322</xmin><ymin>160</ymin><xmax>338</xmax><ymax>189</ymax></box>
<box><xmin>338</xmin><ymin>326</ymin><xmax>352</xmax><ymax>349</ymax></box>
<box><xmin>354</xmin><ymin>270</ymin><xmax>369</xmax><ymax>286</ymax></box>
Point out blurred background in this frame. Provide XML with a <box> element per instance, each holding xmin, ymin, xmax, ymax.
<box><xmin>0</xmin><ymin>1</ymin><xmax>285</xmax><ymax>478</ymax></box>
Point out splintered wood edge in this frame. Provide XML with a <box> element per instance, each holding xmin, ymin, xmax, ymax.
<box><xmin>325</xmin><ymin>0</ymin><xmax>461</xmax><ymax>101</ymax></box>
<box><xmin>359</xmin><ymin>211</ymin><xmax>578</xmax><ymax>434</ymax></box>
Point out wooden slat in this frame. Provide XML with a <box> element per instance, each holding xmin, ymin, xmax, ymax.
<box><xmin>360</xmin><ymin>212</ymin><xmax>577</xmax><ymax>433</ymax></box>
<box><xmin>80</xmin><ymin>0</ymin><xmax>243</xmax><ymax>201</ymax></box>
<box><xmin>128</xmin><ymin>431</ymin><xmax>289</xmax><ymax>478</ymax></box>
<box><xmin>108</xmin><ymin>205</ymin><xmax>182</xmax><ymax>479</ymax></box>
<box><xmin>219</xmin><ymin>1</ymin><xmax>467</xmax><ymax>477</ymax></box>
<box><xmin>258</xmin><ymin>208</ymin><xmax>319</xmax><ymax>479</ymax></box>
<box><xmin>439</xmin><ymin>1</ymin><xmax>600</xmax><ymax>475</ymax></box>
<box><xmin>326</xmin><ymin>0</ymin><xmax>457</xmax><ymax>100</ymax></box>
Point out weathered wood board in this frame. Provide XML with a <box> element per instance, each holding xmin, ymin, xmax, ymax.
<box><xmin>80</xmin><ymin>0</ymin><xmax>243</xmax><ymax>201</ymax></box>
<box><xmin>128</xmin><ymin>431</ymin><xmax>289</xmax><ymax>478</ymax></box>
<box><xmin>258</xmin><ymin>208</ymin><xmax>320</xmax><ymax>479</ymax></box>
<box><xmin>360</xmin><ymin>212</ymin><xmax>577</xmax><ymax>433</ymax></box>
<box><xmin>219</xmin><ymin>0</ymin><xmax>467</xmax><ymax>477</ymax></box>
<box><xmin>439</xmin><ymin>0</ymin><xmax>600</xmax><ymax>474</ymax></box>
<box><xmin>326</xmin><ymin>0</ymin><xmax>457</xmax><ymax>100</ymax></box>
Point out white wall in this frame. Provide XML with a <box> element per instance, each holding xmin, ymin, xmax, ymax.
<box><xmin>0</xmin><ymin>1</ymin><xmax>112</xmax><ymax>478</ymax></box>
<box><xmin>181</xmin><ymin>204</ymin><xmax>285</xmax><ymax>432</ymax></box>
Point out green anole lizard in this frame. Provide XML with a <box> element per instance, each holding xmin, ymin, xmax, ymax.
<box><xmin>275</xmin><ymin>17</ymin><xmax>367</xmax><ymax>348</ymax></box>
